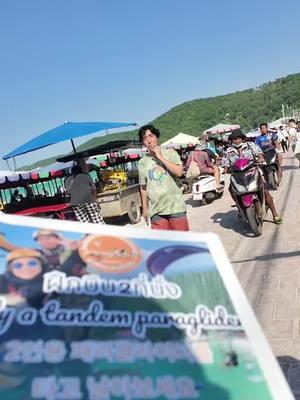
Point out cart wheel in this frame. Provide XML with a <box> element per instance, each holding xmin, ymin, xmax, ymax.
<box><xmin>128</xmin><ymin>201</ymin><xmax>141</xmax><ymax>224</ymax></box>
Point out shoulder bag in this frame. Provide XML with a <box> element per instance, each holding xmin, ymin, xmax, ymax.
<box><xmin>186</xmin><ymin>152</ymin><xmax>201</xmax><ymax>181</ymax></box>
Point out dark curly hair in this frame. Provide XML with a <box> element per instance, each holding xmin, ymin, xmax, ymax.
<box><xmin>138</xmin><ymin>124</ymin><xmax>160</xmax><ymax>142</ymax></box>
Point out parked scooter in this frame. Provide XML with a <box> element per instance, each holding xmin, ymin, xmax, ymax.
<box><xmin>192</xmin><ymin>167</ymin><xmax>225</xmax><ymax>204</ymax></box>
<box><xmin>230</xmin><ymin>158</ymin><xmax>265</xmax><ymax>236</ymax></box>
<box><xmin>262</xmin><ymin>149</ymin><xmax>280</xmax><ymax>190</ymax></box>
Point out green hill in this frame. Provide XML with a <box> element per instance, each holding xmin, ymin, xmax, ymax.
<box><xmin>21</xmin><ymin>72</ymin><xmax>300</xmax><ymax>170</ymax></box>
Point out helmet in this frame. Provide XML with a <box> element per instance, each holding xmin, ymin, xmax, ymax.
<box><xmin>196</xmin><ymin>140</ymin><xmax>207</xmax><ymax>150</ymax></box>
<box><xmin>33</xmin><ymin>229</ymin><xmax>61</xmax><ymax>241</ymax></box>
<box><xmin>7</xmin><ymin>248</ymin><xmax>43</xmax><ymax>263</ymax></box>
<box><xmin>228</xmin><ymin>130</ymin><xmax>246</xmax><ymax>142</ymax></box>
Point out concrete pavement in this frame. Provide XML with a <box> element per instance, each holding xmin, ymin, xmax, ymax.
<box><xmin>126</xmin><ymin>150</ymin><xmax>300</xmax><ymax>396</ymax></box>
<box><xmin>231</xmin><ymin>152</ymin><xmax>300</xmax><ymax>398</ymax></box>
<box><xmin>186</xmin><ymin>150</ymin><xmax>300</xmax><ymax>398</ymax></box>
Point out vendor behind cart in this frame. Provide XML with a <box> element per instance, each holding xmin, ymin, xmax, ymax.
<box><xmin>64</xmin><ymin>165</ymin><xmax>105</xmax><ymax>224</ymax></box>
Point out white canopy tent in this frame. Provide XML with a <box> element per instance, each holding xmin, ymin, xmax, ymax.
<box><xmin>268</xmin><ymin>117</ymin><xmax>290</xmax><ymax>129</ymax></box>
<box><xmin>161</xmin><ymin>132</ymin><xmax>199</xmax><ymax>146</ymax></box>
<box><xmin>245</xmin><ymin>130</ymin><xmax>259</xmax><ymax>138</ymax></box>
<box><xmin>203</xmin><ymin>123</ymin><xmax>241</xmax><ymax>141</ymax></box>
<box><xmin>246</xmin><ymin>117</ymin><xmax>290</xmax><ymax>138</ymax></box>
<box><xmin>204</xmin><ymin>123</ymin><xmax>240</xmax><ymax>134</ymax></box>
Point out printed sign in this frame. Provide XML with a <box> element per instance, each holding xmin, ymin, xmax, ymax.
<box><xmin>0</xmin><ymin>213</ymin><xmax>293</xmax><ymax>400</ymax></box>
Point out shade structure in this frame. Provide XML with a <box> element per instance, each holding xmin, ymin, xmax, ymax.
<box><xmin>3</xmin><ymin>121</ymin><xmax>137</xmax><ymax>160</ymax></box>
<box><xmin>205</xmin><ymin>123</ymin><xmax>240</xmax><ymax>135</ymax></box>
<box><xmin>161</xmin><ymin>132</ymin><xmax>199</xmax><ymax>146</ymax></box>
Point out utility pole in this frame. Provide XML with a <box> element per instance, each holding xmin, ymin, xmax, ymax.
<box><xmin>282</xmin><ymin>104</ymin><xmax>285</xmax><ymax>118</ymax></box>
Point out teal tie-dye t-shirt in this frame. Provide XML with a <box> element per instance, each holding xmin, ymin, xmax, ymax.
<box><xmin>138</xmin><ymin>148</ymin><xmax>186</xmax><ymax>217</ymax></box>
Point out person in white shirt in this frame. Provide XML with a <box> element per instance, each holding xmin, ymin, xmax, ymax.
<box><xmin>294</xmin><ymin>121</ymin><xmax>300</xmax><ymax>167</ymax></box>
<box><xmin>277</xmin><ymin>126</ymin><xmax>288</xmax><ymax>152</ymax></box>
<box><xmin>281</xmin><ymin>125</ymin><xmax>290</xmax><ymax>150</ymax></box>
<box><xmin>287</xmin><ymin>119</ymin><xmax>298</xmax><ymax>151</ymax></box>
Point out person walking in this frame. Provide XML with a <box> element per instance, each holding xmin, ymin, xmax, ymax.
<box><xmin>64</xmin><ymin>165</ymin><xmax>105</xmax><ymax>224</ymax></box>
<box><xmin>277</xmin><ymin>126</ymin><xmax>288</xmax><ymax>153</ymax></box>
<box><xmin>294</xmin><ymin>121</ymin><xmax>300</xmax><ymax>167</ymax></box>
<box><xmin>138</xmin><ymin>124</ymin><xmax>189</xmax><ymax>231</ymax></box>
<box><xmin>287</xmin><ymin>119</ymin><xmax>298</xmax><ymax>151</ymax></box>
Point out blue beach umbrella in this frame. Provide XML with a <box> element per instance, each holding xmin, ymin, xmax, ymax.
<box><xmin>2</xmin><ymin>121</ymin><xmax>137</xmax><ymax>160</ymax></box>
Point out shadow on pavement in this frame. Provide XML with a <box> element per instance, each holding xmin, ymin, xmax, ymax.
<box><xmin>185</xmin><ymin>197</ymin><xmax>201</xmax><ymax>207</ymax></box>
<box><xmin>277</xmin><ymin>356</ymin><xmax>300</xmax><ymax>398</ymax></box>
<box><xmin>104</xmin><ymin>215</ymin><xmax>130</xmax><ymax>226</ymax></box>
<box><xmin>231</xmin><ymin>250</ymin><xmax>300</xmax><ymax>264</ymax></box>
<box><xmin>210</xmin><ymin>210</ymin><xmax>258</xmax><ymax>237</ymax></box>
<box><xmin>282</xmin><ymin>165</ymin><xmax>299</xmax><ymax>171</ymax></box>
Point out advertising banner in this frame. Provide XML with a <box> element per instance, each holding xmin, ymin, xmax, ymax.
<box><xmin>0</xmin><ymin>213</ymin><xmax>293</xmax><ymax>400</ymax></box>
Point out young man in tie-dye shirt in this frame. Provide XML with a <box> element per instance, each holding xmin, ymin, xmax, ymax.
<box><xmin>138</xmin><ymin>124</ymin><xmax>189</xmax><ymax>231</ymax></box>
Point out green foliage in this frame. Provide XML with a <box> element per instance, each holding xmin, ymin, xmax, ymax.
<box><xmin>21</xmin><ymin>73</ymin><xmax>300</xmax><ymax>170</ymax></box>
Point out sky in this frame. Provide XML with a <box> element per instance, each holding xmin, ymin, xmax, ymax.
<box><xmin>0</xmin><ymin>0</ymin><xmax>299</xmax><ymax>170</ymax></box>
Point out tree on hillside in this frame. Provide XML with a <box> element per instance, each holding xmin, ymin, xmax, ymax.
<box><xmin>21</xmin><ymin>73</ymin><xmax>300</xmax><ymax>170</ymax></box>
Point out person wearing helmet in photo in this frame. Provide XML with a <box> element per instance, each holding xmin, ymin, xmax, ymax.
<box><xmin>224</xmin><ymin>130</ymin><xmax>282</xmax><ymax>224</ymax></box>
<box><xmin>0</xmin><ymin>248</ymin><xmax>46</xmax><ymax>307</ymax></box>
<box><xmin>33</xmin><ymin>229</ymin><xmax>69</xmax><ymax>271</ymax></box>
<box><xmin>185</xmin><ymin>140</ymin><xmax>223</xmax><ymax>192</ymax></box>
<box><xmin>33</xmin><ymin>229</ymin><xmax>86</xmax><ymax>276</ymax></box>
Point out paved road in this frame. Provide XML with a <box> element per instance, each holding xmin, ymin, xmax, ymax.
<box><xmin>188</xmin><ymin>152</ymin><xmax>300</xmax><ymax>399</ymax></box>
<box><xmin>188</xmin><ymin>150</ymin><xmax>300</xmax><ymax>398</ymax></box>
<box><xmin>125</xmin><ymin>149</ymin><xmax>300</xmax><ymax>396</ymax></box>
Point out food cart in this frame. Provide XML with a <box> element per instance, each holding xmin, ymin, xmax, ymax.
<box><xmin>57</xmin><ymin>140</ymin><xmax>144</xmax><ymax>223</ymax></box>
<box><xmin>0</xmin><ymin>139</ymin><xmax>197</xmax><ymax>223</ymax></box>
<box><xmin>97</xmin><ymin>182</ymin><xmax>142</xmax><ymax>223</ymax></box>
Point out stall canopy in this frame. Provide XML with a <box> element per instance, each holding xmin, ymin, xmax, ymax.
<box><xmin>161</xmin><ymin>133</ymin><xmax>199</xmax><ymax>146</ymax></box>
<box><xmin>245</xmin><ymin>129</ymin><xmax>260</xmax><ymax>138</ymax></box>
<box><xmin>268</xmin><ymin>118</ymin><xmax>288</xmax><ymax>129</ymax></box>
<box><xmin>56</xmin><ymin>139</ymin><xmax>142</xmax><ymax>163</ymax></box>
<box><xmin>3</xmin><ymin>121</ymin><xmax>137</xmax><ymax>160</ymax></box>
<box><xmin>204</xmin><ymin>123</ymin><xmax>240</xmax><ymax>140</ymax></box>
<box><xmin>205</xmin><ymin>123</ymin><xmax>240</xmax><ymax>135</ymax></box>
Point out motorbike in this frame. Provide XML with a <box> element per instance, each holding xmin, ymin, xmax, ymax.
<box><xmin>262</xmin><ymin>148</ymin><xmax>280</xmax><ymax>190</ymax></box>
<box><xmin>192</xmin><ymin>167</ymin><xmax>225</xmax><ymax>204</ymax></box>
<box><xmin>230</xmin><ymin>158</ymin><xmax>265</xmax><ymax>236</ymax></box>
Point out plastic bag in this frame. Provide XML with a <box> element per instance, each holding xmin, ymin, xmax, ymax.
<box><xmin>186</xmin><ymin>159</ymin><xmax>200</xmax><ymax>181</ymax></box>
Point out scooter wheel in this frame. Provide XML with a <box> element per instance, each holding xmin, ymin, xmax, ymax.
<box><xmin>267</xmin><ymin>170</ymin><xmax>278</xmax><ymax>190</ymax></box>
<box><xmin>245</xmin><ymin>202</ymin><xmax>262</xmax><ymax>236</ymax></box>
<box><xmin>204</xmin><ymin>192</ymin><xmax>216</xmax><ymax>204</ymax></box>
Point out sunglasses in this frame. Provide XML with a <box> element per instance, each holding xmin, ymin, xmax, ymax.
<box><xmin>11</xmin><ymin>259</ymin><xmax>40</xmax><ymax>270</ymax></box>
